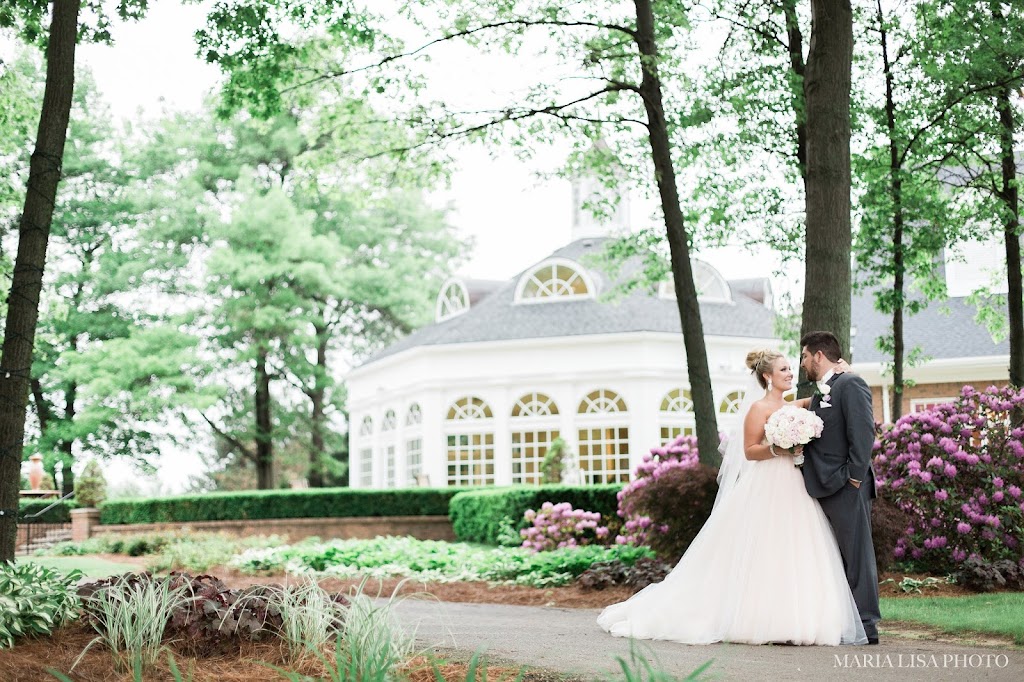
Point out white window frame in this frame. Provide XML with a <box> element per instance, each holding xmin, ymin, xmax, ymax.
<box><xmin>511</xmin><ymin>392</ymin><xmax>561</xmax><ymax>485</ymax></box>
<box><xmin>435</xmin><ymin>278</ymin><xmax>470</xmax><ymax>322</ymax></box>
<box><xmin>658</xmin><ymin>259</ymin><xmax>732</xmax><ymax>303</ymax></box>
<box><xmin>659</xmin><ymin>388</ymin><xmax>696</xmax><ymax>445</ymax></box>
<box><xmin>910</xmin><ymin>398</ymin><xmax>956</xmax><ymax>413</ymax></box>
<box><xmin>445</xmin><ymin>396</ymin><xmax>496</xmax><ymax>486</ymax></box>
<box><xmin>576</xmin><ymin>389</ymin><xmax>630</xmax><ymax>484</ymax></box>
<box><xmin>514</xmin><ymin>257</ymin><xmax>596</xmax><ymax>304</ymax></box>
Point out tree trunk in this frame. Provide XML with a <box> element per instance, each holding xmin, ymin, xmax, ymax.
<box><xmin>783</xmin><ymin>0</ymin><xmax>808</xmax><ymax>187</ymax></box>
<box><xmin>0</xmin><ymin>0</ymin><xmax>80</xmax><ymax>563</ymax></box>
<box><xmin>307</xmin><ymin>325</ymin><xmax>328</xmax><ymax>488</ymax></box>
<box><xmin>254</xmin><ymin>344</ymin><xmax>274</xmax><ymax>489</ymax></box>
<box><xmin>996</xmin><ymin>85</ymin><xmax>1023</xmax><ymax>393</ymax></box>
<box><xmin>800</xmin><ymin>0</ymin><xmax>854</xmax><ymax>370</ymax></box>
<box><xmin>633</xmin><ymin>0</ymin><xmax>720</xmax><ymax>466</ymax></box>
<box><xmin>60</xmin><ymin>381</ymin><xmax>76</xmax><ymax>496</ymax></box>
<box><xmin>878</xmin><ymin>0</ymin><xmax>905</xmax><ymax>423</ymax></box>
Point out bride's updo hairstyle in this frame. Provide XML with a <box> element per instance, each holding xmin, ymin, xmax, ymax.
<box><xmin>745</xmin><ymin>348</ymin><xmax>784</xmax><ymax>390</ymax></box>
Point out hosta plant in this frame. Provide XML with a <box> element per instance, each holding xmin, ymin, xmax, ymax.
<box><xmin>0</xmin><ymin>562</ymin><xmax>82</xmax><ymax>648</ymax></box>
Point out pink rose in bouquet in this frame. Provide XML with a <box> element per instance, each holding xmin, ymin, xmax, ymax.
<box><xmin>764</xmin><ymin>405</ymin><xmax>824</xmax><ymax>466</ymax></box>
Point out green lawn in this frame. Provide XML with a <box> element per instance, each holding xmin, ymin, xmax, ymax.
<box><xmin>881</xmin><ymin>593</ymin><xmax>1024</xmax><ymax>644</ymax></box>
<box><xmin>24</xmin><ymin>555</ymin><xmax>141</xmax><ymax>578</ymax></box>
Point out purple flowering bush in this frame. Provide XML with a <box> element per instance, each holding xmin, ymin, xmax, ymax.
<box><xmin>520</xmin><ymin>501</ymin><xmax>610</xmax><ymax>552</ymax></box>
<box><xmin>614</xmin><ymin>435</ymin><xmax>718</xmax><ymax>558</ymax></box>
<box><xmin>874</xmin><ymin>385</ymin><xmax>1024</xmax><ymax>580</ymax></box>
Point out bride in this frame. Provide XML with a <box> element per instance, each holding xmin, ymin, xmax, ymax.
<box><xmin>597</xmin><ymin>349</ymin><xmax>867</xmax><ymax>646</ymax></box>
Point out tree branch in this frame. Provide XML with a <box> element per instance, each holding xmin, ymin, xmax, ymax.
<box><xmin>200</xmin><ymin>412</ymin><xmax>256</xmax><ymax>463</ymax></box>
<box><xmin>283</xmin><ymin>18</ymin><xmax>637</xmax><ymax>95</ymax></box>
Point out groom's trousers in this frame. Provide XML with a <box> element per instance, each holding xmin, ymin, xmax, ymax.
<box><xmin>818</xmin><ymin>480</ymin><xmax>881</xmax><ymax>640</ymax></box>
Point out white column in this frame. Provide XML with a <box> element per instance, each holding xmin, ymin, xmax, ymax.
<box><xmin>421</xmin><ymin>389</ymin><xmax>445</xmax><ymax>488</ymax></box>
<box><xmin>493</xmin><ymin>386</ymin><xmax>513</xmax><ymax>485</ymax></box>
<box><xmin>631</xmin><ymin>379</ymin><xmax>660</xmax><ymax>473</ymax></box>
<box><xmin>394</xmin><ymin>408</ymin><xmax>407</xmax><ymax>488</ymax></box>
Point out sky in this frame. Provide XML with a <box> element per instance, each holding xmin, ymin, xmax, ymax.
<box><xmin>27</xmin><ymin>2</ymin><xmax>784</xmax><ymax>493</ymax></box>
<box><xmin>73</xmin><ymin>1</ymin><xmax>779</xmax><ymax>289</ymax></box>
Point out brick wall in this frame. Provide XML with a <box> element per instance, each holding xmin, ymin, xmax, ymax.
<box><xmin>84</xmin><ymin>514</ymin><xmax>456</xmax><ymax>543</ymax></box>
<box><xmin>871</xmin><ymin>379</ymin><xmax>1011</xmax><ymax>422</ymax></box>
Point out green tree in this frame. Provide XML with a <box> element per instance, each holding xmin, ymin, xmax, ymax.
<box><xmin>137</xmin><ymin>101</ymin><xmax>463</xmax><ymax>488</ymax></box>
<box><xmin>852</xmin><ymin>0</ymin><xmax>975</xmax><ymax>422</ymax></box>
<box><xmin>0</xmin><ymin>0</ymin><xmax>82</xmax><ymax>564</ymax></box>
<box><xmin>915</xmin><ymin>0</ymin><xmax>1024</xmax><ymax>392</ymax></box>
<box><xmin>206</xmin><ymin>0</ymin><xmax>734</xmax><ymax>466</ymax></box>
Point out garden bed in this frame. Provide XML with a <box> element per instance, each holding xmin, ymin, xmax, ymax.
<box><xmin>0</xmin><ymin>624</ymin><xmax>545</xmax><ymax>682</ymax></box>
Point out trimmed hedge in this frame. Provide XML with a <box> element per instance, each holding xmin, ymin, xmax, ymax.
<box><xmin>18</xmin><ymin>499</ymin><xmax>76</xmax><ymax>523</ymax></box>
<box><xmin>99</xmin><ymin>487</ymin><xmax>468</xmax><ymax>525</ymax></box>
<box><xmin>450</xmin><ymin>485</ymin><xmax>623</xmax><ymax>545</ymax></box>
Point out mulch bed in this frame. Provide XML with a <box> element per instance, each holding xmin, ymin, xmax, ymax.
<box><xmin>0</xmin><ymin>623</ymin><xmax>537</xmax><ymax>682</ymax></box>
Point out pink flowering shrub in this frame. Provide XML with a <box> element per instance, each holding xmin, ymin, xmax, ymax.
<box><xmin>874</xmin><ymin>385</ymin><xmax>1024</xmax><ymax>577</ymax></box>
<box><xmin>613</xmin><ymin>435</ymin><xmax>716</xmax><ymax>558</ymax></box>
<box><xmin>520</xmin><ymin>501</ymin><xmax>610</xmax><ymax>552</ymax></box>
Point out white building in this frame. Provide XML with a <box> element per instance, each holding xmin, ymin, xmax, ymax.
<box><xmin>346</xmin><ymin>205</ymin><xmax>777</xmax><ymax>489</ymax></box>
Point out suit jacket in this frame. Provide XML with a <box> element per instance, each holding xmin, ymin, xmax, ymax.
<box><xmin>801</xmin><ymin>372</ymin><xmax>877</xmax><ymax>499</ymax></box>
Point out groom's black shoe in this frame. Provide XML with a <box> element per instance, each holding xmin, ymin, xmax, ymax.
<box><xmin>867</xmin><ymin>637</ymin><xmax>879</xmax><ymax>645</ymax></box>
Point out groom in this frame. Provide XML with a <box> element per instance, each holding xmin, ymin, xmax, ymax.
<box><xmin>800</xmin><ymin>331</ymin><xmax>881</xmax><ymax>645</ymax></box>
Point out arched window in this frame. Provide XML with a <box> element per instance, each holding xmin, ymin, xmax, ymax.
<box><xmin>512</xmin><ymin>392</ymin><xmax>560</xmax><ymax>417</ymax></box>
<box><xmin>447</xmin><ymin>396</ymin><xmax>493</xmax><ymax>420</ymax></box>
<box><xmin>719</xmin><ymin>391</ymin><xmax>745</xmax><ymax>414</ymax></box>
<box><xmin>405</xmin><ymin>403</ymin><xmax>422</xmax><ymax>427</ymax></box>
<box><xmin>510</xmin><ymin>393</ymin><xmax>561</xmax><ymax>485</ymax></box>
<box><xmin>514</xmin><ymin>259</ymin><xmax>595</xmax><ymax>303</ymax></box>
<box><xmin>445</xmin><ymin>396</ymin><xmax>495</xmax><ymax>486</ymax></box>
<box><xmin>357</xmin><ymin>414</ymin><xmax>374</xmax><ymax>488</ymax></box>
<box><xmin>659</xmin><ymin>388</ymin><xmax>696</xmax><ymax>445</ymax></box>
<box><xmin>578</xmin><ymin>389</ymin><xmax>627</xmax><ymax>415</ymax></box>
<box><xmin>435</xmin><ymin>278</ymin><xmax>470</xmax><ymax>322</ymax></box>
<box><xmin>359</xmin><ymin>416</ymin><xmax>373</xmax><ymax>436</ymax></box>
<box><xmin>576</xmin><ymin>389</ymin><xmax>630</xmax><ymax>484</ymax></box>
<box><xmin>379</xmin><ymin>410</ymin><xmax>398</xmax><ymax>487</ymax></box>
<box><xmin>658</xmin><ymin>260</ymin><xmax>732</xmax><ymax>303</ymax></box>
<box><xmin>405</xmin><ymin>403</ymin><xmax>423</xmax><ymax>484</ymax></box>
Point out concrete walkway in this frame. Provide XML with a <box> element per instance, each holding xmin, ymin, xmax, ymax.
<box><xmin>392</xmin><ymin>600</ymin><xmax>1023</xmax><ymax>681</ymax></box>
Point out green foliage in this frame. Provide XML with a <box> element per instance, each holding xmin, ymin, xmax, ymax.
<box><xmin>75</xmin><ymin>459</ymin><xmax>107</xmax><ymax>508</ymax></box>
<box><xmin>99</xmin><ymin>487</ymin><xmax>461</xmax><ymax>525</ymax></box>
<box><xmin>78</xmin><ymin>573</ymin><xmax>187</xmax><ymax>672</ymax></box>
<box><xmin>230</xmin><ymin>535</ymin><xmax>654</xmax><ymax>588</ymax></box>
<box><xmin>18</xmin><ymin>499</ymin><xmax>76</xmax><ymax>523</ymax></box>
<box><xmin>0</xmin><ymin>562</ymin><xmax>81</xmax><ymax>649</ymax></box>
<box><xmin>449</xmin><ymin>485</ymin><xmax>622</xmax><ymax>545</ymax></box>
<box><xmin>539</xmin><ymin>437</ymin><xmax>568</xmax><ymax>484</ymax></box>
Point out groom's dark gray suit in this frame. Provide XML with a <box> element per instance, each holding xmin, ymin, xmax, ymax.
<box><xmin>801</xmin><ymin>372</ymin><xmax>881</xmax><ymax>640</ymax></box>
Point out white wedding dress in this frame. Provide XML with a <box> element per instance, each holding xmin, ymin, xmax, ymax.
<box><xmin>598</xmin><ymin>380</ymin><xmax>867</xmax><ymax>646</ymax></box>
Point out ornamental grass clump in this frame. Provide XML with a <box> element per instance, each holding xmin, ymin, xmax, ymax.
<box><xmin>76</xmin><ymin>573</ymin><xmax>187</xmax><ymax>672</ymax></box>
<box><xmin>519</xmin><ymin>501</ymin><xmax>610</xmax><ymax>552</ymax></box>
<box><xmin>874</xmin><ymin>385</ymin><xmax>1024</xmax><ymax>584</ymax></box>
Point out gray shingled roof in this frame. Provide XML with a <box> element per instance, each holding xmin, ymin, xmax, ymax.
<box><xmin>850</xmin><ymin>290</ymin><xmax>1009</xmax><ymax>364</ymax></box>
<box><xmin>361</xmin><ymin>238</ymin><xmax>776</xmax><ymax>367</ymax></box>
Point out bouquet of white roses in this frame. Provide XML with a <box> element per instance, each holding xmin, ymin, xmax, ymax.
<box><xmin>764</xmin><ymin>405</ymin><xmax>824</xmax><ymax>467</ymax></box>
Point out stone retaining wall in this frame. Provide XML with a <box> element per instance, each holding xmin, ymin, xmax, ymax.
<box><xmin>72</xmin><ymin>511</ymin><xmax>456</xmax><ymax>543</ymax></box>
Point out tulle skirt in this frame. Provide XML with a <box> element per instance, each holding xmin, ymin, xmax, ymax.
<box><xmin>597</xmin><ymin>456</ymin><xmax>867</xmax><ymax>646</ymax></box>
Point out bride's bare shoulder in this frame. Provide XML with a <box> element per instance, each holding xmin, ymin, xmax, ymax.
<box><xmin>746</xmin><ymin>399</ymin><xmax>773</xmax><ymax>419</ymax></box>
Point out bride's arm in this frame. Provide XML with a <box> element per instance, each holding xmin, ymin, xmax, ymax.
<box><xmin>744</xmin><ymin>404</ymin><xmax>781</xmax><ymax>461</ymax></box>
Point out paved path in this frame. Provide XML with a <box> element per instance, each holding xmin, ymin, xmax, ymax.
<box><xmin>392</xmin><ymin>600</ymin><xmax>1023</xmax><ymax>681</ymax></box>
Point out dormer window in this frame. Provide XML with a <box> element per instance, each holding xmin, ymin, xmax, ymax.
<box><xmin>658</xmin><ymin>260</ymin><xmax>732</xmax><ymax>303</ymax></box>
<box><xmin>436</xmin><ymin>278</ymin><xmax>470</xmax><ymax>322</ymax></box>
<box><xmin>514</xmin><ymin>258</ymin><xmax>595</xmax><ymax>304</ymax></box>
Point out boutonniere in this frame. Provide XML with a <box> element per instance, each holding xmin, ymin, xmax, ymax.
<box><xmin>816</xmin><ymin>382</ymin><xmax>833</xmax><ymax>408</ymax></box>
